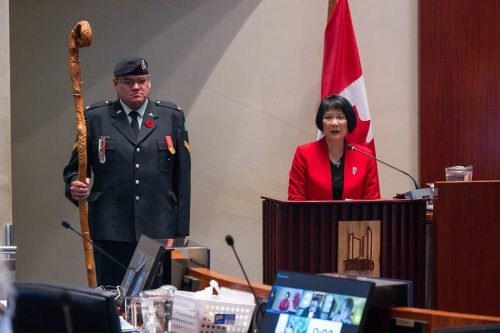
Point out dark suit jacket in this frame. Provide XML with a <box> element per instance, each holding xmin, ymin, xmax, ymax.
<box><xmin>288</xmin><ymin>138</ymin><xmax>380</xmax><ymax>200</ymax></box>
<box><xmin>63</xmin><ymin>99</ymin><xmax>191</xmax><ymax>242</ymax></box>
<box><xmin>300</xmin><ymin>305</ymin><xmax>322</xmax><ymax>318</ymax></box>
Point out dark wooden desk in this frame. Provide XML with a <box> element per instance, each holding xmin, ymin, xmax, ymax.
<box><xmin>182</xmin><ymin>265</ymin><xmax>500</xmax><ymax>333</ymax></box>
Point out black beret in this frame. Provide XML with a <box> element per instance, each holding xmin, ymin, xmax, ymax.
<box><xmin>113</xmin><ymin>56</ymin><xmax>149</xmax><ymax>76</ymax></box>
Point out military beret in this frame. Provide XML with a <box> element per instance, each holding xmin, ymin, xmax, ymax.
<box><xmin>113</xmin><ymin>56</ymin><xmax>149</xmax><ymax>76</ymax></box>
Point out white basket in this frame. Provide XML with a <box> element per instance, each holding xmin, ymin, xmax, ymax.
<box><xmin>171</xmin><ymin>290</ymin><xmax>256</xmax><ymax>333</ymax></box>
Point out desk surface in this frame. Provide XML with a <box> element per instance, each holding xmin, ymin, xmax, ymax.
<box><xmin>182</xmin><ymin>265</ymin><xmax>500</xmax><ymax>333</ymax></box>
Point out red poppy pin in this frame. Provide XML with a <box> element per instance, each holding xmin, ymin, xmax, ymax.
<box><xmin>144</xmin><ymin>119</ymin><xmax>154</xmax><ymax>128</ymax></box>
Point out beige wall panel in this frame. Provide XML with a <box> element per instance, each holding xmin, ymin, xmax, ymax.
<box><xmin>0</xmin><ymin>0</ymin><xmax>12</xmax><ymax>244</ymax></box>
<box><xmin>10</xmin><ymin>0</ymin><xmax>417</xmax><ymax>285</ymax></box>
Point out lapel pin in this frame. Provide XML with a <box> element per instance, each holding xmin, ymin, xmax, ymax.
<box><xmin>352</xmin><ymin>167</ymin><xmax>357</xmax><ymax>175</ymax></box>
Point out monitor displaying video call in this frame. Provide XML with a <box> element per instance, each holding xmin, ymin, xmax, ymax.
<box><xmin>261</xmin><ymin>271</ymin><xmax>375</xmax><ymax>333</ymax></box>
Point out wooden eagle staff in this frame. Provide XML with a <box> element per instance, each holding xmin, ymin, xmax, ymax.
<box><xmin>68</xmin><ymin>20</ymin><xmax>96</xmax><ymax>287</ymax></box>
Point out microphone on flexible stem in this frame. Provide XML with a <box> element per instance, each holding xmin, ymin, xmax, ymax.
<box><xmin>225</xmin><ymin>235</ymin><xmax>265</xmax><ymax>318</ymax></box>
<box><xmin>346</xmin><ymin>144</ymin><xmax>420</xmax><ymax>189</ymax></box>
<box><xmin>61</xmin><ymin>221</ymin><xmax>128</xmax><ymax>271</ymax></box>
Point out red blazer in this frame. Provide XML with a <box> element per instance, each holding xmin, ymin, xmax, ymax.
<box><xmin>288</xmin><ymin>138</ymin><xmax>380</xmax><ymax>200</ymax></box>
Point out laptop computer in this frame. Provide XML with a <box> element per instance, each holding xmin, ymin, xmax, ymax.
<box><xmin>260</xmin><ymin>271</ymin><xmax>375</xmax><ymax>333</ymax></box>
<box><xmin>116</xmin><ymin>235</ymin><xmax>166</xmax><ymax>307</ymax></box>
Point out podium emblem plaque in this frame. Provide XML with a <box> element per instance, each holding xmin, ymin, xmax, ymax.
<box><xmin>338</xmin><ymin>220</ymin><xmax>381</xmax><ymax>276</ymax></box>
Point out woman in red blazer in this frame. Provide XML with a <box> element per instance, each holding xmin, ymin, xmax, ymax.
<box><xmin>288</xmin><ymin>95</ymin><xmax>380</xmax><ymax>200</ymax></box>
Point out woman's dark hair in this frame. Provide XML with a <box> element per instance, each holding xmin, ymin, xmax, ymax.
<box><xmin>329</xmin><ymin>297</ymin><xmax>337</xmax><ymax>315</ymax></box>
<box><xmin>315</xmin><ymin>94</ymin><xmax>357</xmax><ymax>133</ymax></box>
<box><xmin>343</xmin><ymin>297</ymin><xmax>354</xmax><ymax>311</ymax></box>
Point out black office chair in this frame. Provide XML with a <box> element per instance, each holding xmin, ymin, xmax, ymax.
<box><xmin>12</xmin><ymin>283</ymin><xmax>121</xmax><ymax>333</ymax></box>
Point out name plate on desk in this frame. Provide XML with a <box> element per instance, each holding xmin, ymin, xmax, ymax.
<box><xmin>338</xmin><ymin>220</ymin><xmax>381</xmax><ymax>276</ymax></box>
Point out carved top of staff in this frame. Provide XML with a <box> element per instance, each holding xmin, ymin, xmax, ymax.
<box><xmin>69</xmin><ymin>20</ymin><xmax>92</xmax><ymax>51</ymax></box>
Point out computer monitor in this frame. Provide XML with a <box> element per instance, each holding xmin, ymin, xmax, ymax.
<box><xmin>118</xmin><ymin>235</ymin><xmax>166</xmax><ymax>306</ymax></box>
<box><xmin>321</xmin><ymin>273</ymin><xmax>413</xmax><ymax>307</ymax></box>
<box><xmin>434</xmin><ymin>324</ymin><xmax>500</xmax><ymax>333</ymax></box>
<box><xmin>261</xmin><ymin>271</ymin><xmax>375</xmax><ymax>333</ymax></box>
<box><xmin>12</xmin><ymin>283</ymin><xmax>121</xmax><ymax>333</ymax></box>
<box><xmin>117</xmin><ymin>236</ymin><xmax>211</xmax><ymax>307</ymax></box>
<box><xmin>160</xmin><ymin>238</ymin><xmax>210</xmax><ymax>291</ymax></box>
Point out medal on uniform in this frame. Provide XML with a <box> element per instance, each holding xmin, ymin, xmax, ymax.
<box><xmin>165</xmin><ymin>135</ymin><xmax>176</xmax><ymax>154</ymax></box>
<box><xmin>98</xmin><ymin>137</ymin><xmax>106</xmax><ymax>163</ymax></box>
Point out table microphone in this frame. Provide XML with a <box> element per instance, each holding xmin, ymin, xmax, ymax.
<box><xmin>346</xmin><ymin>144</ymin><xmax>420</xmax><ymax>189</ymax></box>
<box><xmin>225</xmin><ymin>235</ymin><xmax>265</xmax><ymax>317</ymax></box>
<box><xmin>61</xmin><ymin>221</ymin><xmax>128</xmax><ymax>271</ymax></box>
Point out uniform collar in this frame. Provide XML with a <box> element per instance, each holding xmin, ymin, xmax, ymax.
<box><xmin>119</xmin><ymin>99</ymin><xmax>148</xmax><ymax>118</ymax></box>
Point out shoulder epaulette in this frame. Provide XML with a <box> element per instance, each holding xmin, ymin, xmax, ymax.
<box><xmin>85</xmin><ymin>101</ymin><xmax>112</xmax><ymax>111</ymax></box>
<box><xmin>154</xmin><ymin>100</ymin><xmax>183</xmax><ymax>112</ymax></box>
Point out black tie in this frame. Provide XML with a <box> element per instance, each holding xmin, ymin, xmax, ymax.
<box><xmin>129</xmin><ymin>111</ymin><xmax>140</xmax><ymax>138</ymax></box>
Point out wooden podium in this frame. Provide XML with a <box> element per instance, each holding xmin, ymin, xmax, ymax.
<box><xmin>433</xmin><ymin>180</ymin><xmax>500</xmax><ymax>316</ymax></box>
<box><xmin>262</xmin><ymin>197</ymin><xmax>427</xmax><ymax>307</ymax></box>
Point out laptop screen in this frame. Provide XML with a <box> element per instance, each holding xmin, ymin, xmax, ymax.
<box><xmin>117</xmin><ymin>235</ymin><xmax>166</xmax><ymax>306</ymax></box>
<box><xmin>261</xmin><ymin>271</ymin><xmax>375</xmax><ymax>333</ymax></box>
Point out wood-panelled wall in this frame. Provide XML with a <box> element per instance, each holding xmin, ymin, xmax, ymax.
<box><xmin>433</xmin><ymin>181</ymin><xmax>500</xmax><ymax>316</ymax></box>
<box><xmin>419</xmin><ymin>0</ymin><xmax>500</xmax><ymax>185</ymax></box>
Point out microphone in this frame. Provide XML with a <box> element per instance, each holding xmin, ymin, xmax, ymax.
<box><xmin>225</xmin><ymin>235</ymin><xmax>265</xmax><ymax>319</ymax></box>
<box><xmin>61</xmin><ymin>221</ymin><xmax>128</xmax><ymax>271</ymax></box>
<box><xmin>346</xmin><ymin>144</ymin><xmax>420</xmax><ymax>189</ymax></box>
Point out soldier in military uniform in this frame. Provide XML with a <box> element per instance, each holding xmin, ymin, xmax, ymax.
<box><xmin>63</xmin><ymin>56</ymin><xmax>191</xmax><ymax>286</ymax></box>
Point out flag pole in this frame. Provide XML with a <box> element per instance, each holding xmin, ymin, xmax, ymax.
<box><xmin>328</xmin><ymin>0</ymin><xmax>338</xmax><ymax>19</ymax></box>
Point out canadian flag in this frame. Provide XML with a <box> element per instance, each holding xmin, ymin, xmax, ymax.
<box><xmin>321</xmin><ymin>0</ymin><xmax>376</xmax><ymax>155</ymax></box>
